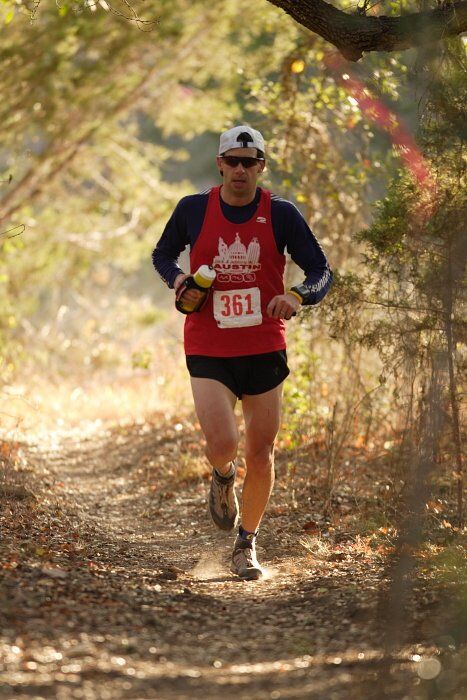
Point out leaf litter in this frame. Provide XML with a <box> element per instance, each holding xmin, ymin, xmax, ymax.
<box><xmin>0</xmin><ymin>416</ymin><xmax>465</xmax><ymax>699</ymax></box>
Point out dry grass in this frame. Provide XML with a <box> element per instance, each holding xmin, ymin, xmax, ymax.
<box><xmin>0</xmin><ymin>338</ymin><xmax>193</xmax><ymax>439</ymax></box>
<box><xmin>0</xmin><ymin>437</ymin><xmax>36</xmax><ymax>500</ymax></box>
<box><xmin>299</xmin><ymin>535</ymin><xmax>333</xmax><ymax>560</ymax></box>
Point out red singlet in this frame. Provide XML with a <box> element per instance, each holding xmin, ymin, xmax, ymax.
<box><xmin>184</xmin><ymin>187</ymin><xmax>286</xmax><ymax>357</ymax></box>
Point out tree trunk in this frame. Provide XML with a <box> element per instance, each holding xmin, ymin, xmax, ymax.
<box><xmin>444</xmin><ymin>243</ymin><xmax>464</xmax><ymax>525</ymax></box>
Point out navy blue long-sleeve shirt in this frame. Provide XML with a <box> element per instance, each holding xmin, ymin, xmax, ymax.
<box><xmin>152</xmin><ymin>187</ymin><xmax>332</xmax><ymax>305</ymax></box>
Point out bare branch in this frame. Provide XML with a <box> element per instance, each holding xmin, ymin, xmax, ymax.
<box><xmin>0</xmin><ymin>23</ymin><xmax>209</xmax><ymax>224</ymax></box>
<box><xmin>0</xmin><ymin>224</ymin><xmax>25</xmax><ymax>241</ymax></box>
<box><xmin>267</xmin><ymin>0</ymin><xmax>467</xmax><ymax>61</ymax></box>
<box><xmin>64</xmin><ymin>207</ymin><xmax>142</xmax><ymax>250</ymax></box>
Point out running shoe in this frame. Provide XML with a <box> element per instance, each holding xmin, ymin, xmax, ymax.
<box><xmin>230</xmin><ymin>535</ymin><xmax>263</xmax><ymax>580</ymax></box>
<box><xmin>208</xmin><ymin>464</ymin><xmax>238</xmax><ymax>531</ymax></box>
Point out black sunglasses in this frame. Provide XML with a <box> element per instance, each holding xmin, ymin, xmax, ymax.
<box><xmin>221</xmin><ymin>156</ymin><xmax>264</xmax><ymax>168</ymax></box>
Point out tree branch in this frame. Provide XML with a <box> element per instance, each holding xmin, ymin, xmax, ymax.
<box><xmin>0</xmin><ymin>20</ymin><xmax>210</xmax><ymax>225</ymax></box>
<box><xmin>267</xmin><ymin>0</ymin><xmax>467</xmax><ymax>61</ymax></box>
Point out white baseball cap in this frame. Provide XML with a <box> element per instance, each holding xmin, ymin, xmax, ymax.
<box><xmin>218</xmin><ymin>125</ymin><xmax>265</xmax><ymax>156</ymax></box>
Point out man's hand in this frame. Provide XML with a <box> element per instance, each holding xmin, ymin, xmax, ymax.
<box><xmin>174</xmin><ymin>273</ymin><xmax>204</xmax><ymax>304</ymax></box>
<box><xmin>174</xmin><ymin>273</ymin><xmax>189</xmax><ymax>293</ymax></box>
<box><xmin>266</xmin><ymin>293</ymin><xmax>301</xmax><ymax>320</ymax></box>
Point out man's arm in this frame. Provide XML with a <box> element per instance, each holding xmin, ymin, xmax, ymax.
<box><xmin>267</xmin><ymin>198</ymin><xmax>333</xmax><ymax>319</ymax></box>
<box><xmin>151</xmin><ymin>200</ymin><xmax>190</xmax><ymax>289</ymax></box>
<box><xmin>274</xmin><ymin>198</ymin><xmax>333</xmax><ymax>306</ymax></box>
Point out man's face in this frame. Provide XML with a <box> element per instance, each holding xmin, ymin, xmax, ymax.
<box><xmin>216</xmin><ymin>147</ymin><xmax>265</xmax><ymax>196</ymax></box>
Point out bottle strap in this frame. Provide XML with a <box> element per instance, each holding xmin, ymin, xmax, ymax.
<box><xmin>175</xmin><ymin>277</ymin><xmax>191</xmax><ymax>302</ymax></box>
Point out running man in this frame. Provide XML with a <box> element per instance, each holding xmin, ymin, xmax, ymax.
<box><xmin>152</xmin><ymin>125</ymin><xmax>332</xmax><ymax>580</ymax></box>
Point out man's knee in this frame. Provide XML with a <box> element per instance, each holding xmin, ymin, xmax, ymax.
<box><xmin>245</xmin><ymin>443</ymin><xmax>275</xmax><ymax>476</ymax></box>
<box><xmin>205</xmin><ymin>433</ymin><xmax>238</xmax><ymax>464</ymax></box>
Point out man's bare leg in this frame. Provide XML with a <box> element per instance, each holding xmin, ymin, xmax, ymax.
<box><xmin>241</xmin><ymin>384</ymin><xmax>283</xmax><ymax>532</ymax></box>
<box><xmin>190</xmin><ymin>377</ymin><xmax>238</xmax><ymax>476</ymax></box>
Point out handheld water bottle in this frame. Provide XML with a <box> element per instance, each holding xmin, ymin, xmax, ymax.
<box><xmin>175</xmin><ymin>265</ymin><xmax>216</xmax><ymax>314</ymax></box>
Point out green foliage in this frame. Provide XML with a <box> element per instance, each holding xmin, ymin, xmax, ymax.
<box><xmin>2</xmin><ymin>0</ymin><xmax>283</xmax><ymax>378</ymax></box>
<box><xmin>357</xmin><ymin>177</ymin><xmax>411</xmax><ymax>255</ymax></box>
<box><xmin>282</xmin><ymin>326</ymin><xmax>323</xmax><ymax>447</ymax></box>
<box><xmin>319</xmin><ymin>41</ymin><xmax>466</xmax><ymax>498</ymax></box>
<box><xmin>241</xmin><ymin>33</ymin><xmax>404</xmax><ymax>275</ymax></box>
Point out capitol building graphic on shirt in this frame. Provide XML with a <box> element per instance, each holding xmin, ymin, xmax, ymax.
<box><xmin>212</xmin><ymin>233</ymin><xmax>261</xmax><ymax>282</ymax></box>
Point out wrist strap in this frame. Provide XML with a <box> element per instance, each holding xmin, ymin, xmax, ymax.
<box><xmin>175</xmin><ymin>277</ymin><xmax>190</xmax><ymax>301</ymax></box>
<box><xmin>287</xmin><ymin>290</ymin><xmax>303</xmax><ymax>304</ymax></box>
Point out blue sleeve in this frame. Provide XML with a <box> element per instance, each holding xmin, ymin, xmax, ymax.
<box><xmin>273</xmin><ymin>199</ymin><xmax>333</xmax><ymax>305</ymax></box>
<box><xmin>151</xmin><ymin>199</ymin><xmax>189</xmax><ymax>289</ymax></box>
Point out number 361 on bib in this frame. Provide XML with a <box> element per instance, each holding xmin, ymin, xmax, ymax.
<box><xmin>213</xmin><ymin>288</ymin><xmax>262</xmax><ymax>329</ymax></box>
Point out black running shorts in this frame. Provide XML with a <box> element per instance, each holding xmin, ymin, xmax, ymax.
<box><xmin>185</xmin><ymin>350</ymin><xmax>290</xmax><ymax>399</ymax></box>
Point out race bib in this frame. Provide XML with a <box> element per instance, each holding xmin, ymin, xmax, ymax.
<box><xmin>213</xmin><ymin>288</ymin><xmax>262</xmax><ymax>329</ymax></box>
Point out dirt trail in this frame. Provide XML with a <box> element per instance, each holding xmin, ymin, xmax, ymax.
<box><xmin>0</xmin><ymin>422</ymin><xmax>459</xmax><ymax>699</ymax></box>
